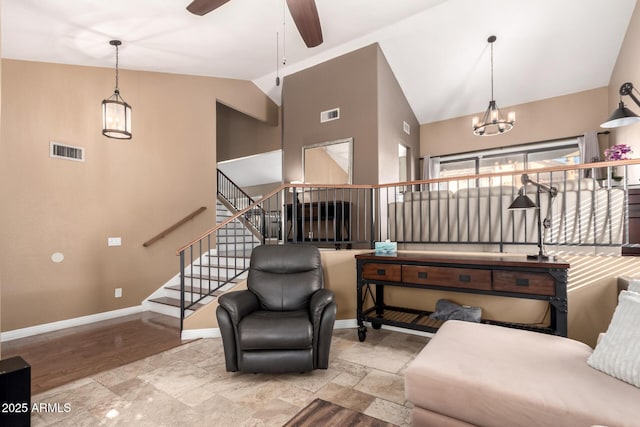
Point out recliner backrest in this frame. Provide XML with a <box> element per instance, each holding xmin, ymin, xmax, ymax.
<box><xmin>248</xmin><ymin>245</ymin><xmax>323</xmax><ymax>311</ymax></box>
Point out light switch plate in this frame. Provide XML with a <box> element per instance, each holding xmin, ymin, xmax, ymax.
<box><xmin>108</xmin><ymin>237</ymin><xmax>122</xmax><ymax>247</ymax></box>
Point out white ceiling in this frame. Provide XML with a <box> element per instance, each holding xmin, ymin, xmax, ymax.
<box><xmin>1</xmin><ymin>0</ymin><xmax>637</xmax><ymax>124</ymax></box>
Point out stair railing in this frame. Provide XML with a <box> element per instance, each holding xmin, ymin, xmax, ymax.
<box><xmin>176</xmin><ymin>186</ymin><xmax>285</xmax><ymax>329</ymax></box>
<box><xmin>217</xmin><ymin>169</ymin><xmax>268</xmax><ymax>241</ymax></box>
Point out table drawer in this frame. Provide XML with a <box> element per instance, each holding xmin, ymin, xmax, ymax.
<box><xmin>493</xmin><ymin>271</ymin><xmax>555</xmax><ymax>296</ymax></box>
<box><xmin>362</xmin><ymin>263</ymin><xmax>401</xmax><ymax>282</ymax></box>
<box><xmin>402</xmin><ymin>265</ymin><xmax>492</xmax><ymax>290</ymax></box>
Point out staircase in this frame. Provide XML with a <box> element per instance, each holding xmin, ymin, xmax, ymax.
<box><xmin>143</xmin><ymin>200</ymin><xmax>260</xmax><ymax>318</ymax></box>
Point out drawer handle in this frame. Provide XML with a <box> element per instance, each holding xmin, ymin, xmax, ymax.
<box><xmin>418</xmin><ymin>272</ymin><xmax>428</xmax><ymax>279</ymax></box>
<box><xmin>377</xmin><ymin>269</ymin><xmax>386</xmax><ymax>276</ymax></box>
<box><xmin>459</xmin><ymin>274</ymin><xmax>471</xmax><ymax>282</ymax></box>
<box><xmin>516</xmin><ymin>278</ymin><xmax>530</xmax><ymax>287</ymax></box>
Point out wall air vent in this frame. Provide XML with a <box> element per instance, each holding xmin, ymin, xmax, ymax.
<box><xmin>320</xmin><ymin>108</ymin><xmax>340</xmax><ymax>123</ymax></box>
<box><xmin>403</xmin><ymin>121</ymin><xmax>411</xmax><ymax>135</ymax></box>
<box><xmin>50</xmin><ymin>141</ymin><xmax>85</xmax><ymax>162</ymax></box>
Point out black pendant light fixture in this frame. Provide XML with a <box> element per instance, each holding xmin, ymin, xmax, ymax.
<box><xmin>472</xmin><ymin>35</ymin><xmax>515</xmax><ymax>136</ymax></box>
<box><xmin>102</xmin><ymin>40</ymin><xmax>132</xmax><ymax>140</ymax></box>
<box><xmin>601</xmin><ymin>82</ymin><xmax>640</xmax><ymax>128</ymax></box>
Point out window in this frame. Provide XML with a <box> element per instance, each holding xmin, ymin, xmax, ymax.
<box><xmin>438</xmin><ymin>138</ymin><xmax>579</xmax><ymax>190</ymax></box>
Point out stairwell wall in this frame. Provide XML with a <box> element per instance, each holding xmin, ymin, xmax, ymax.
<box><xmin>0</xmin><ymin>59</ymin><xmax>278</xmax><ymax>332</ymax></box>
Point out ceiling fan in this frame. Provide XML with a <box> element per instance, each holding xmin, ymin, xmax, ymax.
<box><xmin>186</xmin><ymin>0</ymin><xmax>323</xmax><ymax>48</ymax></box>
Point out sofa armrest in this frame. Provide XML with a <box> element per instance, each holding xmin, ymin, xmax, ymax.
<box><xmin>309</xmin><ymin>288</ymin><xmax>335</xmax><ymax>325</ymax></box>
<box><xmin>218</xmin><ymin>290</ymin><xmax>259</xmax><ymax>325</ymax></box>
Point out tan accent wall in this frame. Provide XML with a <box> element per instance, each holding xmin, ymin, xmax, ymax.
<box><xmin>282</xmin><ymin>43</ymin><xmax>420</xmax><ymax>186</ymax></box>
<box><xmin>185</xmin><ymin>249</ymin><xmax>640</xmax><ymax>347</ymax></box>
<box><xmin>0</xmin><ymin>59</ymin><xmax>278</xmax><ymax>331</ymax></box>
<box><xmin>420</xmin><ymin>87</ymin><xmax>610</xmax><ymax>158</ymax></box>
<box><xmin>282</xmin><ymin>44</ymin><xmax>379</xmax><ymax>185</ymax></box>
<box><xmin>216</xmin><ymin>102</ymin><xmax>281</xmax><ymax>162</ymax></box>
<box><xmin>608</xmin><ymin>1</ymin><xmax>640</xmax><ymax>184</ymax></box>
<box><xmin>304</xmin><ymin>147</ymin><xmax>348</xmax><ymax>184</ymax></box>
<box><xmin>377</xmin><ymin>48</ymin><xmax>420</xmax><ymax>183</ymax></box>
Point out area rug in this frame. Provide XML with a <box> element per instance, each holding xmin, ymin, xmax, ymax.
<box><xmin>284</xmin><ymin>398</ymin><xmax>397</xmax><ymax>427</ymax></box>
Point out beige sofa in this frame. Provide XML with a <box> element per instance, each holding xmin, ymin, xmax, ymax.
<box><xmin>405</xmin><ymin>320</ymin><xmax>640</xmax><ymax>427</ymax></box>
<box><xmin>388</xmin><ymin>179</ymin><xmax>625</xmax><ymax>246</ymax></box>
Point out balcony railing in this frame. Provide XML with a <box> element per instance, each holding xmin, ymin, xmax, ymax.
<box><xmin>175</xmin><ymin>159</ymin><xmax>640</xmax><ymax>328</ymax></box>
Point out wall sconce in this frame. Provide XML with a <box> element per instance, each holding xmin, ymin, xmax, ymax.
<box><xmin>508</xmin><ymin>174</ymin><xmax>558</xmax><ymax>260</ymax></box>
<box><xmin>601</xmin><ymin>82</ymin><xmax>640</xmax><ymax>129</ymax></box>
<box><xmin>102</xmin><ymin>40</ymin><xmax>132</xmax><ymax>139</ymax></box>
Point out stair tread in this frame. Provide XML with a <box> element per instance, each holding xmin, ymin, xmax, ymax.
<box><xmin>165</xmin><ymin>285</ymin><xmax>226</xmax><ymax>296</ymax></box>
<box><xmin>148</xmin><ymin>297</ymin><xmax>205</xmax><ymax>310</ymax></box>
<box><xmin>182</xmin><ymin>274</ymin><xmax>243</xmax><ymax>282</ymax></box>
<box><xmin>195</xmin><ymin>263</ymin><xmax>249</xmax><ymax>268</ymax></box>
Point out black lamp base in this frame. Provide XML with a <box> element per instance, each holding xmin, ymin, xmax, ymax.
<box><xmin>527</xmin><ymin>253</ymin><xmax>550</xmax><ymax>261</ymax></box>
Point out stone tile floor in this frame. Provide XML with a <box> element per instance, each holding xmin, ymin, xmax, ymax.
<box><xmin>31</xmin><ymin>328</ymin><xmax>430</xmax><ymax>426</ymax></box>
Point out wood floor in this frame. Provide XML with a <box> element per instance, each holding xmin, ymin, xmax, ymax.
<box><xmin>1</xmin><ymin>312</ymin><xmax>188</xmax><ymax>395</ymax></box>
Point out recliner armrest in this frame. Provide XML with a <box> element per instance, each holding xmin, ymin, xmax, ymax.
<box><xmin>309</xmin><ymin>288</ymin><xmax>335</xmax><ymax>324</ymax></box>
<box><xmin>218</xmin><ymin>290</ymin><xmax>260</xmax><ymax>325</ymax></box>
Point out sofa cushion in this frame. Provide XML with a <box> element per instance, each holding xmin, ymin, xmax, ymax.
<box><xmin>628</xmin><ymin>278</ymin><xmax>640</xmax><ymax>293</ymax></box>
<box><xmin>588</xmin><ymin>290</ymin><xmax>640</xmax><ymax>388</ymax></box>
<box><xmin>238</xmin><ymin>310</ymin><xmax>312</xmax><ymax>350</ymax></box>
<box><xmin>405</xmin><ymin>320</ymin><xmax>640</xmax><ymax>427</ymax></box>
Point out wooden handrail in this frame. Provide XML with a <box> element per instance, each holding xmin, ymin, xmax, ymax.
<box><xmin>144</xmin><ymin>206</ymin><xmax>207</xmax><ymax>247</ymax></box>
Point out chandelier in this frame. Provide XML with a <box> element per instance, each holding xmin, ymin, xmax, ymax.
<box><xmin>102</xmin><ymin>40</ymin><xmax>132</xmax><ymax>140</ymax></box>
<box><xmin>472</xmin><ymin>35</ymin><xmax>515</xmax><ymax>136</ymax></box>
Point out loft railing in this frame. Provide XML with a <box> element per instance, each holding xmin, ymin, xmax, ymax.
<box><xmin>217</xmin><ymin>169</ymin><xmax>267</xmax><ymax>240</ymax></box>
<box><xmin>381</xmin><ymin>160</ymin><xmax>639</xmax><ymax>254</ymax></box>
<box><xmin>176</xmin><ymin>159</ymin><xmax>640</xmax><ymax>328</ymax></box>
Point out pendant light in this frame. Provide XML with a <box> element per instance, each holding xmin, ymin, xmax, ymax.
<box><xmin>472</xmin><ymin>35</ymin><xmax>515</xmax><ymax>136</ymax></box>
<box><xmin>102</xmin><ymin>40</ymin><xmax>132</xmax><ymax>139</ymax></box>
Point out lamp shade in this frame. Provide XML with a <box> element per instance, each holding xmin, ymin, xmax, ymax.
<box><xmin>508</xmin><ymin>193</ymin><xmax>537</xmax><ymax>210</ymax></box>
<box><xmin>102</xmin><ymin>91</ymin><xmax>132</xmax><ymax>139</ymax></box>
<box><xmin>600</xmin><ymin>101</ymin><xmax>640</xmax><ymax>128</ymax></box>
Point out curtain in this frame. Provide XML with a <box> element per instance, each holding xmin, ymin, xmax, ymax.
<box><xmin>422</xmin><ymin>156</ymin><xmax>440</xmax><ymax>190</ymax></box>
<box><xmin>579</xmin><ymin>131</ymin><xmax>602</xmax><ymax>178</ymax></box>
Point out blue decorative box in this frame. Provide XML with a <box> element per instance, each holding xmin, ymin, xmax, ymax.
<box><xmin>375</xmin><ymin>241</ymin><xmax>397</xmax><ymax>255</ymax></box>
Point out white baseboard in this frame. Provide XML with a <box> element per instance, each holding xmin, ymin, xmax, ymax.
<box><xmin>179</xmin><ymin>318</ymin><xmax>434</xmax><ymax>341</ymax></box>
<box><xmin>0</xmin><ymin>305</ymin><xmax>143</xmax><ymax>342</ymax></box>
<box><xmin>181</xmin><ymin>328</ymin><xmax>220</xmax><ymax>340</ymax></box>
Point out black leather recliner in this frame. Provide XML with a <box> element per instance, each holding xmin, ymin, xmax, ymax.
<box><xmin>216</xmin><ymin>244</ymin><xmax>337</xmax><ymax>373</ymax></box>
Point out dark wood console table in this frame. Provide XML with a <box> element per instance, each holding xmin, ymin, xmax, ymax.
<box><xmin>355</xmin><ymin>252</ymin><xmax>569</xmax><ymax>341</ymax></box>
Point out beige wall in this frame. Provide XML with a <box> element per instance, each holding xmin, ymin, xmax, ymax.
<box><xmin>608</xmin><ymin>1</ymin><xmax>640</xmax><ymax>184</ymax></box>
<box><xmin>0</xmin><ymin>59</ymin><xmax>278</xmax><ymax>331</ymax></box>
<box><xmin>421</xmin><ymin>87</ymin><xmax>610</xmax><ymax>158</ymax></box>
<box><xmin>216</xmin><ymin>102</ymin><xmax>281</xmax><ymax>162</ymax></box>
<box><xmin>377</xmin><ymin>48</ymin><xmax>420</xmax><ymax>184</ymax></box>
<box><xmin>282</xmin><ymin>42</ymin><xmax>420</xmax><ymax>186</ymax></box>
<box><xmin>304</xmin><ymin>147</ymin><xmax>348</xmax><ymax>184</ymax></box>
<box><xmin>282</xmin><ymin>44</ymin><xmax>379</xmax><ymax>185</ymax></box>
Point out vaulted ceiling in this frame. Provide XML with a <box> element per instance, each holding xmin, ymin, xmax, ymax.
<box><xmin>1</xmin><ymin>0</ymin><xmax>637</xmax><ymax>124</ymax></box>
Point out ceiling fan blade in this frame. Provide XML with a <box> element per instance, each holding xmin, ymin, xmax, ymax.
<box><xmin>186</xmin><ymin>0</ymin><xmax>232</xmax><ymax>16</ymax></box>
<box><xmin>286</xmin><ymin>0</ymin><xmax>323</xmax><ymax>48</ymax></box>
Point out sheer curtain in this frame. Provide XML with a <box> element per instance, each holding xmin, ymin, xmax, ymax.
<box><xmin>578</xmin><ymin>131</ymin><xmax>602</xmax><ymax>178</ymax></box>
<box><xmin>422</xmin><ymin>156</ymin><xmax>440</xmax><ymax>190</ymax></box>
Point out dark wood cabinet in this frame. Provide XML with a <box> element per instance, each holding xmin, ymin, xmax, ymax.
<box><xmin>623</xmin><ymin>188</ymin><xmax>640</xmax><ymax>255</ymax></box>
<box><xmin>355</xmin><ymin>252</ymin><xmax>569</xmax><ymax>341</ymax></box>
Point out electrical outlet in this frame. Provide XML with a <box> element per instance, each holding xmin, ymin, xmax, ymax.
<box><xmin>108</xmin><ymin>237</ymin><xmax>122</xmax><ymax>247</ymax></box>
<box><xmin>115</xmin><ymin>288</ymin><xmax>122</xmax><ymax>298</ymax></box>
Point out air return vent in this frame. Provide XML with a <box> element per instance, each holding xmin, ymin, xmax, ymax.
<box><xmin>50</xmin><ymin>141</ymin><xmax>84</xmax><ymax>162</ymax></box>
<box><xmin>403</xmin><ymin>121</ymin><xmax>411</xmax><ymax>135</ymax></box>
<box><xmin>320</xmin><ymin>108</ymin><xmax>340</xmax><ymax>123</ymax></box>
